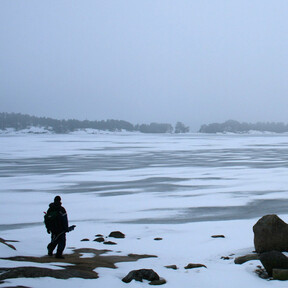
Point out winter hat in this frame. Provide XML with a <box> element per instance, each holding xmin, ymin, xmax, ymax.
<box><xmin>54</xmin><ymin>196</ymin><xmax>61</xmax><ymax>204</ymax></box>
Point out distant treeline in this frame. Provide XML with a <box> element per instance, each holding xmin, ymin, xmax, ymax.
<box><xmin>0</xmin><ymin>112</ymin><xmax>190</xmax><ymax>134</ymax></box>
<box><xmin>199</xmin><ymin>120</ymin><xmax>288</xmax><ymax>133</ymax></box>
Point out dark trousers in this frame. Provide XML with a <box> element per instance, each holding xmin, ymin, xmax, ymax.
<box><xmin>47</xmin><ymin>232</ymin><xmax>66</xmax><ymax>256</ymax></box>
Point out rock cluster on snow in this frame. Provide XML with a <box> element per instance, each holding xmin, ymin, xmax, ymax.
<box><xmin>235</xmin><ymin>214</ymin><xmax>288</xmax><ymax>281</ymax></box>
<box><xmin>0</xmin><ymin>229</ymin><xmax>214</xmax><ymax>286</ymax></box>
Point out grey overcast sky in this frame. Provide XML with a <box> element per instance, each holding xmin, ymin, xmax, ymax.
<box><xmin>1</xmin><ymin>1</ymin><xmax>288</xmax><ymax>131</ymax></box>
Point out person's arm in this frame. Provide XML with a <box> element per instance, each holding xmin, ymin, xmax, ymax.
<box><xmin>60</xmin><ymin>207</ymin><xmax>69</xmax><ymax>232</ymax></box>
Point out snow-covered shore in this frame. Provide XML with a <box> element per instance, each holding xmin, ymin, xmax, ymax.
<box><xmin>1</xmin><ymin>133</ymin><xmax>288</xmax><ymax>287</ymax></box>
<box><xmin>1</xmin><ymin>126</ymin><xmax>288</xmax><ymax>135</ymax></box>
<box><xmin>1</xmin><ymin>215</ymin><xmax>288</xmax><ymax>288</ymax></box>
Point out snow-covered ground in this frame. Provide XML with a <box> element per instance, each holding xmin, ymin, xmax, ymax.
<box><xmin>1</xmin><ymin>133</ymin><xmax>288</xmax><ymax>287</ymax></box>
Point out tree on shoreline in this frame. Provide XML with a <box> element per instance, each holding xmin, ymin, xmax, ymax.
<box><xmin>175</xmin><ymin>122</ymin><xmax>190</xmax><ymax>133</ymax></box>
<box><xmin>199</xmin><ymin>120</ymin><xmax>288</xmax><ymax>133</ymax></box>
<box><xmin>0</xmin><ymin>112</ymin><xmax>189</xmax><ymax>134</ymax></box>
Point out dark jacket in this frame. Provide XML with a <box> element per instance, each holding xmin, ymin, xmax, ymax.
<box><xmin>47</xmin><ymin>202</ymin><xmax>69</xmax><ymax>234</ymax></box>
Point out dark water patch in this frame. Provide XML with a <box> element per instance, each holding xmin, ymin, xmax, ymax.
<box><xmin>230</xmin><ymin>190</ymin><xmax>287</xmax><ymax>197</ymax></box>
<box><xmin>118</xmin><ymin>199</ymin><xmax>288</xmax><ymax>224</ymax></box>
<box><xmin>248</xmin><ymin>143</ymin><xmax>288</xmax><ymax>147</ymax></box>
<box><xmin>2</xmin><ymin>147</ymin><xmax>288</xmax><ymax>177</ymax></box>
<box><xmin>47</xmin><ymin>177</ymin><xmax>204</xmax><ymax>195</ymax></box>
<box><xmin>97</xmin><ymin>191</ymin><xmax>136</xmax><ymax>197</ymax></box>
<box><xmin>0</xmin><ymin>222</ymin><xmax>41</xmax><ymax>232</ymax></box>
<box><xmin>79</xmin><ymin>146</ymin><xmax>149</xmax><ymax>152</ymax></box>
<box><xmin>195</xmin><ymin>177</ymin><xmax>221</xmax><ymax>180</ymax></box>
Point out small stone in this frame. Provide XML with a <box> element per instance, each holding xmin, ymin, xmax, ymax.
<box><xmin>81</xmin><ymin>238</ymin><xmax>90</xmax><ymax>242</ymax></box>
<box><xmin>255</xmin><ymin>266</ymin><xmax>269</xmax><ymax>279</ymax></box>
<box><xmin>154</xmin><ymin>238</ymin><xmax>163</xmax><ymax>241</ymax></box>
<box><xmin>221</xmin><ymin>256</ymin><xmax>231</xmax><ymax>260</ymax></box>
<box><xmin>165</xmin><ymin>265</ymin><xmax>178</xmax><ymax>270</ymax></box>
<box><xmin>94</xmin><ymin>237</ymin><xmax>105</xmax><ymax>242</ymax></box>
<box><xmin>109</xmin><ymin>231</ymin><xmax>125</xmax><ymax>238</ymax></box>
<box><xmin>103</xmin><ymin>241</ymin><xmax>117</xmax><ymax>245</ymax></box>
<box><xmin>211</xmin><ymin>235</ymin><xmax>225</xmax><ymax>238</ymax></box>
<box><xmin>95</xmin><ymin>234</ymin><xmax>103</xmax><ymax>237</ymax></box>
<box><xmin>234</xmin><ymin>254</ymin><xmax>259</xmax><ymax>264</ymax></box>
<box><xmin>185</xmin><ymin>263</ymin><xmax>207</xmax><ymax>269</ymax></box>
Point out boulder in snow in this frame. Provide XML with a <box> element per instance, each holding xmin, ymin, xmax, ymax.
<box><xmin>253</xmin><ymin>214</ymin><xmax>288</xmax><ymax>253</ymax></box>
<box><xmin>259</xmin><ymin>250</ymin><xmax>288</xmax><ymax>277</ymax></box>
<box><xmin>122</xmin><ymin>269</ymin><xmax>160</xmax><ymax>283</ymax></box>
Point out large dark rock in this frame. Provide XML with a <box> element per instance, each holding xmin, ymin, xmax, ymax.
<box><xmin>122</xmin><ymin>269</ymin><xmax>160</xmax><ymax>283</ymax></box>
<box><xmin>259</xmin><ymin>250</ymin><xmax>288</xmax><ymax>277</ymax></box>
<box><xmin>253</xmin><ymin>214</ymin><xmax>288</xmax><ymax>253</ymax></box>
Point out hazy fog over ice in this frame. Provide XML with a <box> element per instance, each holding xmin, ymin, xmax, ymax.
<box><xmin>1</xmin><ymin>1</ymin><xmax>288</xmax><ymax>131</ymax></box>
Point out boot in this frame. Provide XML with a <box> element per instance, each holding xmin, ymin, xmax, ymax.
<box><xmin>47</xmin><ymin>244</ymin><xmax>53</xmax><ymax>256</ymax></box>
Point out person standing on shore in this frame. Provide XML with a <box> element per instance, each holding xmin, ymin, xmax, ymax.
<box><xmin>44</xmin><ymin>196</ymin><xmax>75</xmax><ymax>259</ymax></box>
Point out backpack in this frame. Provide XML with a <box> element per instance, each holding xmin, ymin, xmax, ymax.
<box><xmin>44</xmin><ymin>209</ymin><xmax>60</xmax><ymax>232</ymax></box>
